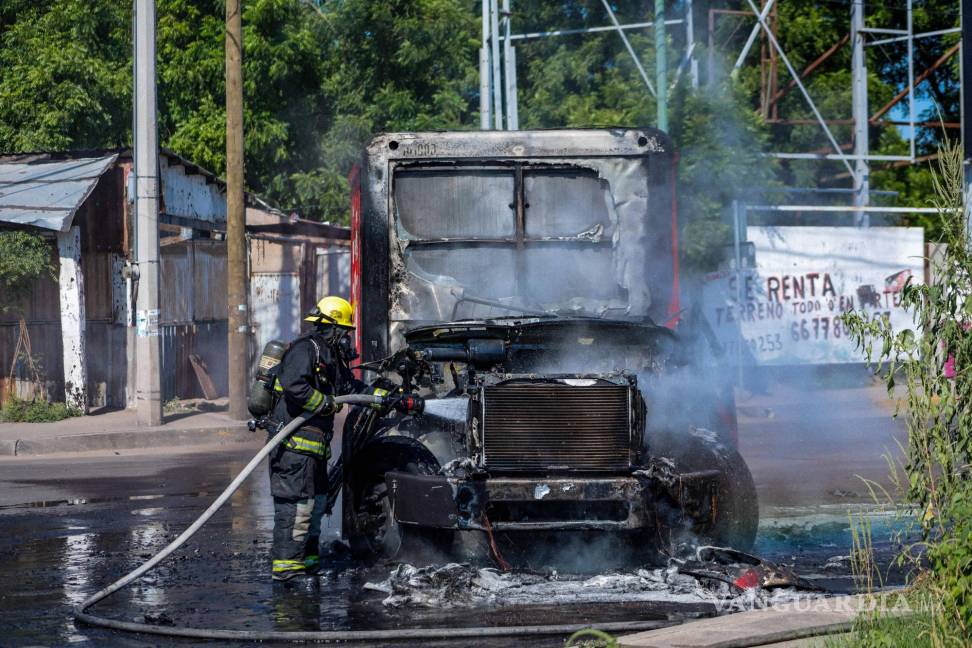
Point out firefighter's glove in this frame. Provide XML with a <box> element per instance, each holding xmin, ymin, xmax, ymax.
<box><xmin>393</xmin><ymin>393</ymin><xmax>424</xmax><ymax>416</ymax></box>
<box><xmin>310</xmin><ymin>393</ymin><xmax>337</xmax><ymax>415</ymax></box>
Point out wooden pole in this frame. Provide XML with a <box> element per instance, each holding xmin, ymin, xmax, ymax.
<box><xmin>226</xmin><ymin>0</ymin><xmax>248</xmax><ymax>420</ymax></box>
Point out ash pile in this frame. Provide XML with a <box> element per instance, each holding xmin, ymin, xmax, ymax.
<box><xmin>364</xmin><ymin>546</ymin><xmax>824</xmax><ymax>611</ymax></box>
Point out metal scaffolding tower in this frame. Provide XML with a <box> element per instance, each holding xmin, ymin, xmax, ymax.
<box><xmin>479</xmin><ymin>1</ymin><xmax>695</xmax><ymax>132</ymax></box>
<box><xmin>481</xmin><ymin>1</ymin><xmax>961</xmax><ymax>217</ymax></box>
<box><xmin>723</xmin><ymin>0</ymin><xmax>961</xmax><ymax>221</ymax></box>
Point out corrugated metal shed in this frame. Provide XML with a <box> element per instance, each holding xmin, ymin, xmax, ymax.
<box><xmin>0</xmin><ymin>154</ymin><xmax>118</xmax><ymax>231</ymax></box>
<box><xmin>0</xmin><ymin>146</ymin><xmax>353</xmax><ymax>409</ymax></box>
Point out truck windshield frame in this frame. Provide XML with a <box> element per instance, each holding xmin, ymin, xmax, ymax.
<box><xmin>392</xmin><ymin>163</ymin><xmax>629</xmax><ymax>324</ymax></box>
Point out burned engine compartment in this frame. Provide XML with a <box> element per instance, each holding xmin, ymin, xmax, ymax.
<box><xmin>343</xmin><ymin>316</ymin><xmax>757</xmax><ymax>561</ymax></box>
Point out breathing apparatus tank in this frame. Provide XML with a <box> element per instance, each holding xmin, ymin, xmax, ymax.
<box><xmin>247</xmin><ymin>339</ymin><xmax>288</xmax><ymax>416</ymax></box>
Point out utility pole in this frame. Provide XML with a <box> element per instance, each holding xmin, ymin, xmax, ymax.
<box><xmin>655</xmin><ymin>0</ymin><xmax>668</xmax><ymax>131</ymax></box>
<box><xmin>502</xmin><ymin>0</ymin><xmax>519</xmax><ymax>130</ymax></box>
<box><xmin>480</xmin><ymin>0</ymin><xmax>491</xmax><ymax>129</ymax></box>
<box><xmin>962</xmin><ymin>0</ymin><xmax>972</xmax><ymax>242</ymax></box>
<box><xmin>686</xmin><ymin>0</ymin><xmax>698</xmax><ymax>89</ymax></box>
<box><xmin>134</xmin><ymin>0</ymin><xmax>163</xmax><ymax>426</ymax></box>
<box><xmin>489</xmin><ymin>0</ymin><xmax>503</xmax><ymax>129</ymax></box>
<box><xmin>851</xmin><ymin>0</ymin><xmax>870</xmax><ymax>226</ymax></box>
<box><xmin>226</xmin><ymin>0</ymin><xmax>248</xmax><ymax>420</ymax></box>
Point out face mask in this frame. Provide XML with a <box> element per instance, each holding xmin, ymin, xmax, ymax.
<box><xmin>318</xmin><ymin>326</ymin><xmax>357</xmax><ymax>362</ymax></box>
<box><xmin>336</xmin><ymin>332</ymin><xmax>359</xmax><ymax>362</ymax></box>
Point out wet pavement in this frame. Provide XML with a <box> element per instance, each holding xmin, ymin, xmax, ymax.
<box><xmin>736</xmin><ymin>369</ymin><xmax>909</xmax><ymax>508</ymax></box>
<box><xmin>0</xmin><ymin>372</ymin><xmax>914</xmax><ymax>647</ymax></box>
<box><xmin>0</xmin><ymin>439</ymin><xmax>908</xmax><ymax>647</ymax></box>
<box><xmin>0</xmin><ymin>446</ymin><xmax>681</xmax><ymax>646</ymax></box>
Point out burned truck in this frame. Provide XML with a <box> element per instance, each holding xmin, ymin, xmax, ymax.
<box><xmin>342</xmin><ymin>129</ymin><xmax>757</xmax><ymax>563</ymax></box>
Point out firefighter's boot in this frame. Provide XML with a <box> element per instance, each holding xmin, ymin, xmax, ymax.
<box><xmin>271</xmin><ymin>559</ymin><xmax>308</xmax><ymax>581</ymax></box>
<box><xmin>303</xmin><ymin>535</ymin><xmax>321</xmax><ymax>575</ymax></box>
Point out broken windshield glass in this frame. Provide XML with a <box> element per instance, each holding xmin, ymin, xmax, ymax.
<box><xmin>391</xmin><ymin>165</ymin><xmax>637</xmax><ymax>323</ymax></box>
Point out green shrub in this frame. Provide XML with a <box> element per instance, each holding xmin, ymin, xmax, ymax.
<box><xmin>926</xmin><ymin>490</ymin><xmax>972</xmax><ymax>637</ymax></box>
<box><xmin>841</xmin><ymin>138</ymin><xmax>972</xmax><ymax>645</ymax></box>
<box><xmin>0</xmin><ymin>398</ymin><xmax>82</xmax><ymax>423</ymax></box>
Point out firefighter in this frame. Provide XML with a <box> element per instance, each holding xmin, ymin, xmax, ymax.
<box><xmin>267</xmin><ymin>296</ymin><xmax>363</xmax><ymax>582</ymax></box>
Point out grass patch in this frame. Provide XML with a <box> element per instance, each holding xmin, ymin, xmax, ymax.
<box><xmin>823</xmin><ymin>611</ymin><xmax>932</xmax><ymax>648</ymax></box>
<box><xmin>0</xmin><ymin>398</ymin><xmax>82</xmax><ymax>422</ymax></box>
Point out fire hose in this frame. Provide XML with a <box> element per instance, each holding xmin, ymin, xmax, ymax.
<box><xmin>71</xmin><ymin>392</ymin><xmax>672</xmax><ymax>642</ymax></box>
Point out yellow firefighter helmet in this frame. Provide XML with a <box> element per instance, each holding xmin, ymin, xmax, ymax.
<box><xmin>305</xmin><ymin>296</ymin><xmax>354</xmax><ymax>328</ymax></box>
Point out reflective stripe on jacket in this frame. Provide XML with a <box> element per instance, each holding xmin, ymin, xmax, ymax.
<box><xmin>283</xmin><ymin>434</ymin><xmax>330</xmax><ymax>459</ymax></box>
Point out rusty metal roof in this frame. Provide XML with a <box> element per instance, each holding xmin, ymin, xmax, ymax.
<box><xmin>0</xmin><ymin>153</ymin><xmax>118</xmax><ymax>231</ymax></box>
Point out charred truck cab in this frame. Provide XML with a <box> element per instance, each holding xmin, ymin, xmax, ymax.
<box><xmin>344</xmin><ymin>129</ymin><xmax>757</xmax><ymax>562</ymax></box>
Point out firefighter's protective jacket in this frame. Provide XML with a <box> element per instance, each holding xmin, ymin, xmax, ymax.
<box><xmin>269</xmin><ymin>332</ymin><xmax>365</xmax><ymax>459</ymax></box>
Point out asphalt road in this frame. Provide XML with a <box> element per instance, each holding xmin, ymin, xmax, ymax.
<box><xmin>0</xmin><ymin>446</ymin><xmax>700</xmax><ymax>647</ymax></box>
<box><xmin>0</xmin><ymin>372</ymin><xmax>911</xmax><ymax>647</ymax></box>
<box><xmin>737</xmin><ymin>373</ymin><xmax>909</xmax><ymax>508</ymax></box>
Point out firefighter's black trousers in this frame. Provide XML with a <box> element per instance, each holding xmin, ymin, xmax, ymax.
<box><xmin>268</xmin><ymin>426</ymin><xmax>329</xmax><ymax>578</ymax></box>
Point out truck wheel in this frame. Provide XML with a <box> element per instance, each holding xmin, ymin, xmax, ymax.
<box><xmin>344</xmin><ymin>437</ymin><xmax>451</xmax><ymax>561</ymax></box>
<box><xmin>350</xmin><ymin>477</ymin><xmax>403</xmax><ymax>559</ymax></box>
<box><xmin>647</xmin><ymin>427</ymin><xmax>758</xmax><ymax>551</ymax></box>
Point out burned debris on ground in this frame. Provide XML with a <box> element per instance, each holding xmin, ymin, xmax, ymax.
<box><xmin>363</xmin><ymin>546</ymin><xmax>825</xmax><ymax>611</ymax></box>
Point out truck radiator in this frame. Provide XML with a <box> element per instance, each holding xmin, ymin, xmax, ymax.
<box><xmin>482</xmin><ymin>383</ymin><xmax>631</xmax><ymax>473</ymax></box>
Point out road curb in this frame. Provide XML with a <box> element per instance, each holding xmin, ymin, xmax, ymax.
<box><xmin>1</xmin><ymin>425</ymin><xmax>253</xmax><ymax>456</ymax></box>
<box><xmin>618</xmin><ymin>594</ymin><xmax>907</xmax><ymax>647</ymax></box>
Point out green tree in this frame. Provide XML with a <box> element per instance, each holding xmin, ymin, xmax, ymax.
<box><xmin>0</xmin><ymin>230</ymin><xmax>54</xmax><ymax>313</ymax></box>
<box><xmin>288</xmin><ymin>0</ymin><xmax>480</xmax><ymax>221</ymax></box>
<box><xmin>669</xmin><ymin>82</ymin><xmax>776</xmax><ymax>269</ymax></box>
<box><xmin>0</xmin><ymin>0</ymin><xmax>130</xmax><ymax>150</ymax></box>
<box><xmin>0</xmin><ymin>0</ymin><xmax>955</xmax><ymax>234</ymax></box>
<box><xmin>0</xmin><ymin>0</ymin><xmax>336</xmax><ymax>219</ymax></box>
<box><xmin>158</xmin><ymin>0</ymin><xmax>333</xmax><ymax>216</ymax></box>
<box><xmin>723</xmin><ymin>0</ymin><xmax>957</xmax><ymax>206</ymax></box>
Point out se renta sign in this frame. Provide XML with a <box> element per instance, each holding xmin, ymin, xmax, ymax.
<box><xmin>701</xmin><ymin>226</ymin><xmax>925</xmax><ymax>365</ymax></box>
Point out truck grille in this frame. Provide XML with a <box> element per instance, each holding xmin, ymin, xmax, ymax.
<box><xmin>482</xmin><ymin>383</ymin><xmax>631</xmax><ymax>473</ymax></box>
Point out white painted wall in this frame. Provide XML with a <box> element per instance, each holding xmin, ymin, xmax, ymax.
<box><xmin>57</xmin><ymin>226</ymin><xmax>88</xmax><ymax>410</ymax></box>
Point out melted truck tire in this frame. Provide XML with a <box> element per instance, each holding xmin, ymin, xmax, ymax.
<box><xmin>647</xmin><ymin>428</ymin><xmax>759</xmax><ymax>552</ymax></box>
<box><xmin>345</xmin><ymin>436</ymin><xmax>451</xmax><ymax>561</ymax></box>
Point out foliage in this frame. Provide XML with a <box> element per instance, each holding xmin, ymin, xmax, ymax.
<box><xmin>0</xmin><ymin>230</ymin><xmax>55</xmax><ymax>313</ymax></box>
<box><xmin>0</xmin><ymin>0</ymin><xmax>130</xmax><ymax>150</ymax></box>
<box><xmin>159</xmin><ymin>0</ymin><xmax>336</xmax><ymax>217</ymax></box>
<box><xmin>925</xmin><ymin>487</ymin><xmax>972</xmax><ymax>641</ymax></box>
<box><xmin>0</xmin><ymin>397</ymin><xmax>81</xmax><ymax>423</ymax></box>
<box><xmin>669</xmin><ymin>81</ymin><xmax>777</xmax><ymax>270</ymax></box>
<box><xmin>841</xmin><ymin>137</ymin><xmax>972</xmax><ymax>644</ymax></box>
<box><xmin>285</xmin><ymin>0</ymin><xmax>479</xmax><ymax>221</ymax></box>
<box><xmin>566</xmin><ymin>628</ymin><xmax>618</xmax><ymax>648</ymax></box>
<box><xmin>0</xmin><ymin>0</ymin><xmax>954</xmax><ymax>241</ymax></box>
<box><xmin>824</xmin><ymin>607</ymin><xmax>935</xmax><ymax>648</ymax></box>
